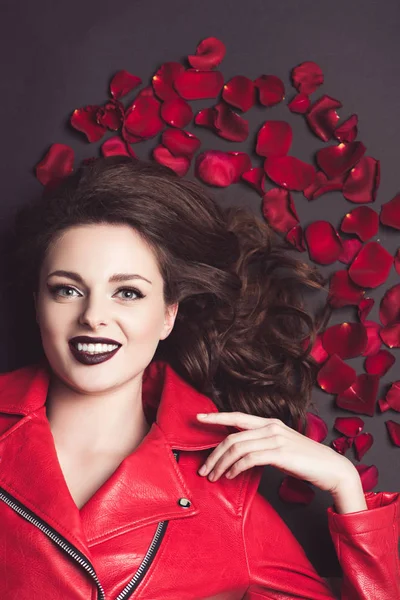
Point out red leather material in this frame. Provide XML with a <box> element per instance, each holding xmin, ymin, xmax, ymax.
<box><xmin>0</xmin><ymin>359</ymin><xmax>398</xmax><ymax>599</ymax></box>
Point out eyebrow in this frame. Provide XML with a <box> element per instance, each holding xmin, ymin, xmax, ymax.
<box><xmin>47</xmin><ymin>270</ymin><xmax>152</xmax><ymax>285</ymax></box>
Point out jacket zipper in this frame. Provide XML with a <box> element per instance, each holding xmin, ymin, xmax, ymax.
<box><xmin>0</xmin><ymin>449</ymin><xmax>180</xmax><ymax>600</ymax></box>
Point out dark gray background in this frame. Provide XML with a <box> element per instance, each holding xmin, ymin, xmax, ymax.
<box><xmin>0</xmin><ymin>0</ymin><xmax>399</xmax><ymax>577</ymax></box>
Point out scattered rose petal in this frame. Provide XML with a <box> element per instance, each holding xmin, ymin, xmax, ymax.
<box><xmin>226</xmin><ymin>152</ymin><xmax>252</xmax><ymax>183</ymax></box>
<box><xmin>174</xmin><ymin>69</ymin><xmax>224</xmax><ymax>100</ymax></box>
<box><xmin>328</xmin><ymin>270</ymin><xmax>365</xmax><ymax>308</ymax></box>
<box><xmin>380</xmin><ymin>193</ymin><xmax>400</xmax><ymax>229</ymax></box>
<box><xmin>188</xmin><ymin>37</ymin><xmax>226</xmax><ymax>70</ymax></box>
<box><xmin>96</xmin><ymin>99</ymin><xmax>124</xmax><ymax>131</ymax></box>
<box><xmin>70</xmin><ymin>105</ymin><xmax>107</xmax><ymax>142</ymax></box>
<box><xmin>152</xmin><ymin>62</ymin><xmax>185</xmax><ymax>101</ymax></box>
<box><xmin>153</xmin><ymin>145</ymin><xmax>190</xmax><ymax>176</ymax></box>
<box><xmin>286</xmin><ymin>225</ymin><xmax>306</xmax><ymax>252</ymax></box>
<box><xmin>161</xmin><ymin>97</ymin><xmax>193</xmax><ymax>128</ymax></box>
<box><xmin>334</xmin><ymin>416</ymin><xmax>364</xmax><ymax>437</ymax></box>
<box><xmin>354</xmin><ymin>433</ymin><xmax>374</xmax><ymax>461</ymax></box>
<box><xmin>303</xmin><ymin>171</ymin><xmax>346</xmax><ymax>200</ymax></box>
<box><xmin>316</xmin><ymin>141</ymin><xmax>366</xmax><ymax>179</ymax></box>
<box><xmin>195</xmin><ymin>150</ymin><xmax>235</xmax><ymax>187</ymax></box>
<box><xmin>336</xmin><ymin>374</ymin><xmax>379</xmax><ymax>416</ymax></box>
<box><xmin>279</xmin><ymin>477</ymin><xmax>315</xmax><ymax>504</ymax></box>
<box><xmin>264</xmin><ymin>156</ymin><xmax>316</xmax><ymax>191</ymax></box>
<box><xmin>322</xmin><ymin>322</ymin><xmax>368</xmax><ymax>359</ymax></box>
<box><xmin>395</xmin><ymin>249</ymin><xmax>400</xmax><ymax>276</ymax></box>
<box><xmin>194</xmin><ymin>107</ymin><xmax>215</xmax><ymax>128</ymax></box>
<box><xmin>288</xmin><ymin>93</ymin><xmax>310</xmax><ymax>114</ymax></box>
<box><xmin>110</xmin><ymin>70</ymin><xmax>142</xmax><ymax>99</ymax></box>
<box><xmin>305</xmin><ymin>221</ymin><xmax>343</xmax><ymax>264</ymax></box>
<box><xmin>241</xmin><ymin>167</ymin><xmax>266</xmax><ymax>196</ymax></box>
<box><xmin>213</xmin><ymin>102</ymin><xmax>249</xmax><ymax>141</ymax></box>
<box><xmin>361</xmin><ymin>320</ymin><xmax>382</xmax><ymax>356</ymax></box>
<box><xmin>332</xmin><ymin>435</ymin><xmax>354</xmax><ymax>454</ymax></box>
<box><xmin>379</xmin><ymin>283</ymin><xmax>400</xmax><ymax>326</ymax></box>
<box><xmin>305</xmin><ymin>412</ymin><xmax>328</xmax><ymax>442</ymax></box>
<box><xmin>365</xmin><ymin>350</ymin><xmax>395</xmax><ymax>377</ymax></box>
<box><xmin>343</xmin><ymin>157</ymin><xmax>380</xmax><ymax>204</ymax></box>
<box><xmin>334</xmin><ymin>114</ymin><xmax>358</xmax><ymax>143</ymax></box>
<box><xmin>161</xmin><ymin>129</ymin><xmax>201</xmax><ymax>158</ymax></box>
<box><xmin>262</xmin><ymin>188</ymin><xmax>299</xmax><ymax>234</ymax></box>
<box><xmin>358</xmin><ymin>298</ymin><xmax>374</xmax><ymax>323</ymax></box>
<box><xmin>380</xmin><ymin>323</ymin><xmax>400</xmax><ymax>348</ymax></box>
<box><xmin>378</xmin><ymin>397</ymin><xmax>390</xmax><ymax>412</ymax></box>
<box><xmin>222</xmin><ymin>76</ymin><xmax>256</xmax><ymax>111</ymax></box>
<box><xmin>354</xmin><ymin>464</ymin><xmax>379</xmax><ymax>492</ymax></box>
<box><xmin>309</xmin><ymin>333</ymin><xmax>329</xmax><ymax>364</ymax></box>
<box><xmin>256</xmin><ymin>121</ymin><xmax>293</xmax><ymax>157</ymax></box>
<box><xmin>386</xmin><ymin>421</ymin><xmax>400</xmax><ymax>447</ymax></box>
<box><xmin>291</xmin><ymin>61</ymin><xmax>324</xmax><ymax>95</ymax></box>
<box><xmin>348</xmin><ymin>242</ymin><xmax>393</xmax><ymax>288</ymax></box>
<box><xmin>386</xmin><ymin>382</ymin><xmax>400</xmax><ymax>412</ymax></box>
<box><xmin>254</xmin><ymin>75</ymin><xmax>285</xmax><ymax>106</ymax></box>
<box><xmin>306</xmin><ymin>95</ymin><xmax>342</xmax><ymax>141</ymax></box>
<box><xmin>101</xmin><ymin>137</ymin><xmax>137</xmax><ymax>158</ymax></box>
<box><xmin>340</xmin><ymin>206</ymin><xmax>379</xmax><ymax>241</ymax></box>
<box><xmin>338</xmin><ymin>238</ymin><xmax>363</xmax><ymax>264</ymax></box>
<box><xmin>35</xmin><ymin>143</ymin><xmax>74</xmax><ymax>187</ymax></box>
<box><xmin>123</xmin><ymin>87</ymin><xmax>164</xmax><ymax>140</ymax></box>
<box><xmin>317</xmin><ymin>354</ymin><xmax>356</xmax><ymax>394</ymax></box>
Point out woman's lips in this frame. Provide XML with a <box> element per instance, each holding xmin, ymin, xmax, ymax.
<box><xmin>69</xmin><ymin>342</ymin><xmax>121</xmax><ymax>365</ymax></box>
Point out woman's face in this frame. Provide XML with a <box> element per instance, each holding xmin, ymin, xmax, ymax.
<box><xmin>33</xmin><ymin>223</ymin><xmax>179</xmax><ymax>395</ymax></box>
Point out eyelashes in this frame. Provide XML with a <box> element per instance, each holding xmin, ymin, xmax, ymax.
<box><xmin>47</xmin><ymin>284</ymin><xmax>145</xmax><ymax>301</ymax></box>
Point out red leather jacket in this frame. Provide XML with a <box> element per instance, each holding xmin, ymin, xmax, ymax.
<box><xmin>0</xmin><ymin>359</ymin><xmax>399</xmax><ymax>599</ymax></box>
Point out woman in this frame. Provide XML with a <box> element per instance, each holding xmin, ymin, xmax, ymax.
<box><xmin>0</xmin><ymin>156</ymin><xmax>398</xmax><ymax>599</ymax></box>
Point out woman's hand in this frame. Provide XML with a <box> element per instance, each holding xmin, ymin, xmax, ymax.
<box><xmin>196</xmin><ymin>412</ymin><xmax>358</xmax><ymax>496</ymax></box>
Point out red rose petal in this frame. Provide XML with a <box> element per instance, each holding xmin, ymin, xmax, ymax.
<box><xmin>386</xmin><ymin>421</ymin><xmax>400</xmax><ymax>447</ymax></box>
<box><xmin>222</xmin><ymin>76</ymin><xmax>256</xmax><ymax>112</ymax></box>
<box><xmin>309</xmin><ymin>333</ymin><xmax>329</xmax><ymax>364</ymax></box>
<box><xmin>174</xmin><ymin>69</ymin><xmax>224</xmax><ymax>100</ymax></box>
<box><xmin>101</xmin><ymin>137</ymin><xmax>137</xmax><ymax>158</ymax></box>
<box><xmin>291</xmin><ymin>61</ymin><xmax>324</xmax><ymax>95</ymax></box>
<box><xmin>256</xmin><ymin>121</ymin><xmax>293</xmax><ymax>157</ymax></box>
<box><xmin>316</xmin><ymin>141</ymin><xmax>366</xmax><ymax>179</ymax></box>
<box><xmin>379</xmin><ymin>283</ymin><xmax>400</xmax><ymax>326</ymax></box>
<box><xmin>322</xmin><ymin>322</ymin><xmax>368</xmax><ymax>359</ymax></box>
<box><xmin>195</xmin><ymin>151</ymin><xmax>235</xmax><ymax>187</ymax></box>
<box><xmin>317</xmin><ymin>354</ymin><xmax>356</xmax><ymax>394</ymax></box>
<box><xmin>336</xmin><ymin>374</ymin><xmax>380</xmax><ymax>416</ymax></box>
<box><xmin>395</xmin><ymin>249</ymin><xmax>400</xmax><ymax>276</ymax></box>
<box><xmin>213</xmin><ymin>102</ymin><xmax>249</xmax><ymax>142</ymax></box>
<box><xmin>305</xmin><ymin>412</ymin><xmax>328</xmax><ymax>443</ymax></box>
<box><xmin>161</xmin><ymin>129</ymin><xmax>200</xmax><ymax>158</ymax></box>
<box><xmin>152</xmin><ymin>145</ymin><xmax>190</xmax><ymax>177</ymax></box>
<box><xmin>358</xmin><ymin>298</ymin><xmax>374</xmax><ymax>323</ymax></box>
<box><xmin>328</xmin><ymin>270</ymin><xmax>365</xmax><ymax>308</ymax></box>
<box><xmin>96</xmin><ymin>100</ymin><xmax>124</xmax><ymax>131</ymax></box>
<box><xmin>254</xmin><ymin>75</ymin><xmax>285</xmax><ymax>107</ymax></box>
<box><xmin>343</xmin><ymin>157</ymin><xmax>380</xmax><ymax>204</ymax></box>
<box><xmin>161</xmin><ymin>98</ymin><xmax>193</xmax><ymax>128</ymax></box>
<box><xmin>338</xmin><ymin>238</ymin><xmax>363</xmax><ymax>264</ymax></box>
<box><xmin>226</xmin><ymin>152</ymin><xmax>252</xmax><ymax>183</ymax></box>
<box><xmin>279</xmin><ymin>477</ymin><xmax>315</xmax><ymax>505</ymax></box>
<box><xmin>70</xmin><ymin>106</ymin><xmax>107</xmax><ymax>142</ymax></box>
<box><xmin>110</xmin><ymin>70</ymin><xmax>142</xmax><ymax>100</ymax></box>
<box><xmin>361</xmin><ymin>320</ymin><xmax>382</xmax><ymax>356</ymax></box>
<box><xmin>188</xmin><ymin>37</ymin><xmax>226</xmax><ymax>70</ymax></box>
<box><xmin>378</xmin><ymin>397</ymin><xmax>390</xmax><ymax>412</ymax></box>
<box><xmin>265</xmin><ymin>156</ymin><xmax>316</xmax><ymax>191</ymax></box>
<box><xmin>340</xmin><ymin>206</ymin><xmax>379</xmax><ymax>241</ymax></box>
<box><xmin>152</xmin><ymin>62</ymin><xmax>185</xmax><ymax>101</ymax></box>
<box><xmin>332</xmin><ymin>435</ymin><xmax>354</xmax><ymax>454</ymax></box>
<box><xmin>285</xmin><ymin>225</ymin><xmax>306</xmax><ymax>252</ymax></box>
<box><xmin>354</xmin><ymin>433</ymin><xmax>374</xmax><ymax>461</ymax></box>
<box><xmin>380</xmin><ymin>323</ymin><xmax>400</xmax><ymax>348</ymax></box>
<box><xmin>365</xmin><ymin>349</ymin><xmax>395</xmax><ymax>377</ymax></box>
<box><xmin>241</xmin><ymin>167</ymin><xmax>266</xmax><ymax>196</ymax></box>
<box><xmin>123</xmin><ymin>87</ymin><xmax>164</xmax><ymax>140</ymax></box>
<box><xmin>334</xmin><ymin>416</ymin><xmax>364</xmax><ymax>437</ymax></box>
<box><xmin>380</xmin><ymin>193</ymin><xmax>400</xmax><ymax>229</ymax></box>
<box><xmin>348</xmin><ymin>241</ymin><xmax>393</xmax><ymax>288</ymax></box>
<box><xmin>303</xmin><ymin>171</ymin><xmax>346</xmax><ymax>201</ymax></box>
<box><xmin>262</xmin><ymin>188</ymin><xmax>299</xmax><ymax>234</ymax></box>
<box><xmin>194</xmin><ymin>107</ymin><xmax>215</xmax><ymax>129</ymax></box>
<box><xmin>334</xmin><ymin>114</ymin><xmax>358</xmax><ymax>143</ymax></box>
<box><xmin>306</xmin><ymin>95</ymin><xmax>342</xmax><ymax>141</ymax></box>
<box><xmin>386</xmin><ymin>382</ymin><xmax>400</xmax><ymax>412</ymax></box>
<box><xmin>35</xmin><ymin>143</ymin><xmax>74</xmax><ymax>187</ymax></box>
<box><xmin>288</xmin><ymin>93</ymin><xmax>310</xmax><ymax>114</ymax></box>
<box><xmin>354</xmin><ymin>464</ymin><xmax>379</xmax><ymax>492</ymax></box>
<box><xmin>305</xmin><ymin>221</ymin><xmax>343</xmax><ymax>265</ymax></box>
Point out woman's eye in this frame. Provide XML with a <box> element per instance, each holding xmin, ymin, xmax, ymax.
<box><xmin>49</xmin><ymin>285</ymin><xmax>144</xmax><ymax>301</ymax></box>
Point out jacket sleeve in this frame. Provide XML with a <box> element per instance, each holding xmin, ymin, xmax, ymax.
<box><xmin>241</xmin><ymin>470</ymin><xmax>400</xmax><ymax>600</ymax></box>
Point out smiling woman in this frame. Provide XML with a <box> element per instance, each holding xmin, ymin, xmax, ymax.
<box><xmin>0</xmin><ymin>156</ymin><xmax>398</xmax><ymax>600</ymax></box>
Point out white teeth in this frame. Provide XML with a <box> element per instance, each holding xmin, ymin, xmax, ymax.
<box><xmin>75</xmin><ymin>342</ymin><xmax>119</xmax><ymax>354</ymax></box>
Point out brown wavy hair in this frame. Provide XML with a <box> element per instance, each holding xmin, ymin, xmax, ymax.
<box><xmin>9</xmin><ymin>156</ymin><xmax>332</xmax><ymax>434</ymax></box>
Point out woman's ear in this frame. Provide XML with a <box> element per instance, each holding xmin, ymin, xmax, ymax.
<box><xmin>161</xmin><ymin>302</ymin><xmax>179</xmax><ymax>340</ymax></box>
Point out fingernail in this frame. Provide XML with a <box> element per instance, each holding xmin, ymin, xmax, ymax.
<box><xmin>198</xmin><ymin>464</ymin><xmax>207</xmax><ymax>475</ymax></box>
<box><xmin>197</xmin><ymin>413</ymin><xmax>208</xmax><ymax>418</ymax></box>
